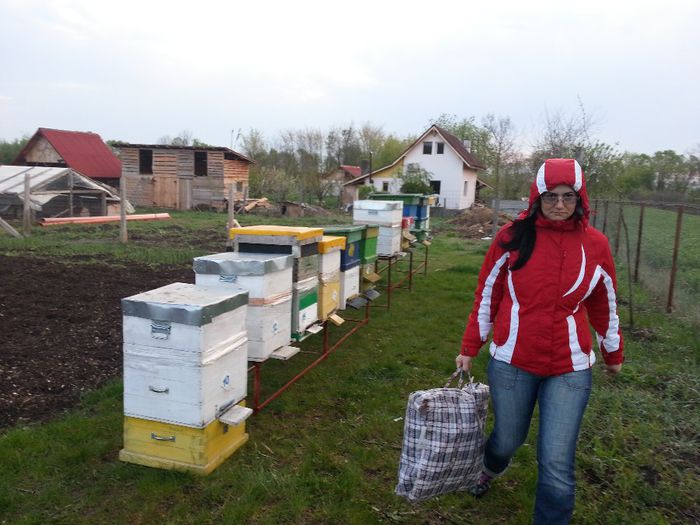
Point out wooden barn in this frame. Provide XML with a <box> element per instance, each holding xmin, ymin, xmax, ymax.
<box><xmin>113</xmin><ymin>144</ymin><xmax>252</xmax><ymax>210</ymax></box>
<box><xmin>12</xmin><ymin>128</ymin><xmax>122</xmax><ymax>188</ymax></box>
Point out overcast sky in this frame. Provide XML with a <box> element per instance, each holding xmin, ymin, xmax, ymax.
<box><xmin>0</xmin><ymin>0</ymin><xmax>697</xmax><ymax>155</ymax></box>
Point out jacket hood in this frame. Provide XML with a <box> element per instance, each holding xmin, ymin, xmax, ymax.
<box><xmin>527</xmin><ymin>158</ymin><xmax>590</xmax><ymax>226</ymax></box>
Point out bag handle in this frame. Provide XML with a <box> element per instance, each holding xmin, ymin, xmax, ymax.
<box><xmin>444</xmin><ymin>368</ymin><xmax>475</xmax><ymax>388</ymax></box>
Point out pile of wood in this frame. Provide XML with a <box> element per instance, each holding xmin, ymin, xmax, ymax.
<box><xmin>236</xmin><ymin>198</ymin><xmax>275</xmax><ymax>213</ymax></box>
<box><xmin>447</xmin><ymin>206</ymin><xmax>513</xmax><ymax>238</ymax></box>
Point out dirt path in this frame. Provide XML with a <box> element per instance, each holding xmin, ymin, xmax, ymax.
<box><xmin>0</xmin><ymin>255</ymin><xmax>192</xmax><ymax>430</ymax></box>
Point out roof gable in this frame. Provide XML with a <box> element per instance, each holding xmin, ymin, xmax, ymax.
<box><xmin>14</xmin><ymin>128</ymin><xmax>121</xmax><ymax>180</ymax></box>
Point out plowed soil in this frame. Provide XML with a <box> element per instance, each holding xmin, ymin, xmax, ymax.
<box><xmin>0</xmin><ymin>255</ymin><xmax>192</xmax><ymax>430</ymax></box>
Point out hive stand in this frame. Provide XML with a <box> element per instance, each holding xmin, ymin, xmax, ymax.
<box><xmin>247</xmin><ymin>301</ymin><xmax>370</xmax><ymax>414</ymax></box>
<box><xmin>371</xmin><ymin>241</ymin><xmax>430</xmax><ymax>309</ymax></box>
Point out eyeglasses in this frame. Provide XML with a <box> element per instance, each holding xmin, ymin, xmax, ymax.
<box><xmin>541</xmin><ymin>192</ymin><xmax>578</xmax><ymax>205</ymax></box>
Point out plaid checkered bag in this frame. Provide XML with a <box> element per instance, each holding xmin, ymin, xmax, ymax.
<box><xmin>395</xmin><ymin>370</ymin><xmax>490</xmax><ymax>502</ymax></box>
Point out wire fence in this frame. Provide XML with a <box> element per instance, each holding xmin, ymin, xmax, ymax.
<box><xmin>591</xmin><ymin>199</ymin><xmax>700</xmax><ymax>327</ymax></box>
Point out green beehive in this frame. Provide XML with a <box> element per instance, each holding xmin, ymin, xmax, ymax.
<box><xmin>360</xmin><ymin>225</ymin><xmax>378</xmax><ymax>264</ymax></box>
<box><xmin>369</xmin><ymin>193</ymin><xmax>422</xmax><ymax>205</ymax></box>
<box><xmin>322</xmin><ymin>224</ymin><xmax>365</xmax><ymax>244</ymax></box>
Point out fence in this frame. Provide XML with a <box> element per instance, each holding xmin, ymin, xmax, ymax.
<box><xmin>591</xmin><ymin>199</ymin><xmax>700</xmax><ymax>327</ymax></box>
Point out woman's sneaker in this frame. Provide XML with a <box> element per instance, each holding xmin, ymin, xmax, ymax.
<box><xmin>468</xmin><ymin>472</ymin><xmax>493</xmax><ymax>498</ymax></box>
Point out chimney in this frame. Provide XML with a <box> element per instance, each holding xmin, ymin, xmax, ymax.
<box><xmin>462</xmin><ymin>139</ymin><xmax>471</xmax><ymax>152</ymax></box>
<box><xmin>360</xmin><ymin>159</ymin><xmax>370</xmax><ymax>174</ymax></box>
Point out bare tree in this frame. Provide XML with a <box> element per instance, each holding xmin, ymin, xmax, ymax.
<box><xmin>482</xmin><ymin>114</ymin><xmax>517</xmax><ymax>236</ymax></box>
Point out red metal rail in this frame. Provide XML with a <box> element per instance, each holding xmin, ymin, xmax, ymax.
<box><xmin>248</xmin><ymin>302</ymin><xmax>370</xmax><ymax>414</ymax></box>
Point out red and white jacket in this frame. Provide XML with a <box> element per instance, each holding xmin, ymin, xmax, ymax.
<box><xmin>461</xmin><ymin>159</ymin><xmax>624</xmax><ymax>376</ymax></box>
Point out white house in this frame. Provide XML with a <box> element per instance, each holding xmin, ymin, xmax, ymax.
<box><xmin>344</xmin><ymin>125</ymin><xmax>487</xmax><ymax>209</ymax></box>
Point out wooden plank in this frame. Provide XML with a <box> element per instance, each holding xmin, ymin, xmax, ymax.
<box><xmin>0</xmin><ymin>217</ymin><xmax>22</xmax><ymax>238</ymax></box>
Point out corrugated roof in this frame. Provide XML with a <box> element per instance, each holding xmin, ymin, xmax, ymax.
<box><xmin>0</xmin><ymin>165</ymin><xmax>124</xmax><ymax>209</ymax></box>
<box><xmin>0</xmin><ymin>166</ymin><xmax>72</xmax><ymax>194</ymax></box>
<box><xmin>13</xmin><ymin>128</ymin><xmax>121</xmax><ymax>180</ymax></box>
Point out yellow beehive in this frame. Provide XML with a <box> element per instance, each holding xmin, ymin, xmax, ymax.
<box><xmin>318</xmin><ymin>278</ymin><xmax>341</xmax><ymax>320</ymax></box>
<box><xmin>229</xmin><ymin>225</ymin><xmax>323</xmax><ymax>241</ymax></box>
<box><xmin>119</xmin><ymin>404</ymin><xmax>249</xmax><ymax>475</ymax></box>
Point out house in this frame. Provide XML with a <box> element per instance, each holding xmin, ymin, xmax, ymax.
<box><xmin>12</xmin><ymin>128</ymin><xmax>121</xmax><ymax>188</ymax></box>
<box><xmin>0</xmin><ymin>165</ymin><xmax>129</xmax><ymax>220</ymax></box>
<box><xmin>324</xmin><ymin>165</ymin><xmax>363</xmax><ymax>206</ymax></box>
<box><xmin>344</xmin><ymin>125</ymin><xmax>487</xmax><ymax>209</ymax></box>
<box><xmin>113</xmin><ymin>143</ymin><xmax>252</xmax><ymax>210</ymax></box>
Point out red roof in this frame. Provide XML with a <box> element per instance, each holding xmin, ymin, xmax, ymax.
<box><xmin>340</xmin><ymin>165</ymin><xmax>362</xmax><ymax>178</ymax></box>
<box><xmin>14</xmin><ymin>128</ymin><xmax>121</xmax><ymax>180</ymax></box>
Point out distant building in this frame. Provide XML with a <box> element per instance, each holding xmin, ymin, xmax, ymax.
<box><xmin>113</xmin><ymin>143</ymin><xmax>252</xmax><ymax>210</ymax></box>
<box><xmin>324</xmin><ymin>165</ymin><xmax>362</xmax><ymax>206</ymax></box>
<box><xmin>13</xmin><ymin>128</ymin><xmax>121</xmax><ymax>188</ymax></box>
<box><xmin>344</xmin><ymin>125</ymin><xmax>487</xmax><ymax>209</ymax></box>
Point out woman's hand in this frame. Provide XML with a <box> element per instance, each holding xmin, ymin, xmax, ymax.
<box><xmin>455</xmin><ymin>354</ymin><xmax>473</xmax><ymax>372</ymax></box>
<box><xmin>604</xmin><ymin>363</ymin><xmax>622</xmax><ymax>375</ymax></box>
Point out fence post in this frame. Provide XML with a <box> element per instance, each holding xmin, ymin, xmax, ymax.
<box><xmin>602</xmin><ymin>200</ymin><xmax>609</xmax><ymax>235</ymax></box>
<box><xmin>634</xmin><ymin>203</ymin><xmax>645</xmax><ymax>282</ymax></box>
<box><xmin>119</xmin><ymin>181</ymin><xmax>128</xmax><ymax>244</ymax></box>
<box><xmin>666</xmin><ymin>205</ymin><xmax>684</xmax><ymax>313</ymax></box>
<box><xmin>614</xmin><ymin>201</ymin><xmax>623</xmax><ymax>256</ymax></box>
<box><xmin>23</xmin><ymin>172</ymin><xmax>32</xmax><ymax>236</ymax></box>
<box><xmin>592</xmin><ymin>199</ymin><xmax>599</xmax><ymax>228</ymax></box>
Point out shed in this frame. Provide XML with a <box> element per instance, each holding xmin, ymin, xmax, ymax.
<box><xmin>0</xmin><ymin>166</ymin><xmax>130</xmax><ymax>220</ymax></box>
<box><xmin>13</xmin><ymin>128</ymin><xmax>122</xmax><ymax>188</ymax></box>
<box><xmin>113</xmin><ymin>143</ymin><xmax>252</xmax><ymax>210</ymax></box>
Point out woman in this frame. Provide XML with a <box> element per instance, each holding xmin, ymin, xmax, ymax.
<box><xmin>456</xmin><ymin>158</ymin><xmax>624</xmax><ymax>524</ymax></box>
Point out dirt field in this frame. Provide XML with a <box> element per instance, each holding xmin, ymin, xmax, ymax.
<box><xmin>0</xmin><ymin>255</ymin><xmax>192</xmax><ymax>430</ymax></box>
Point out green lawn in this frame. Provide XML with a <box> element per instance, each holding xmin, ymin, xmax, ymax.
<box><xmin>1</xmin><ymin>213</ymin><xmax>698</xmax><ymax>524</ymax></box>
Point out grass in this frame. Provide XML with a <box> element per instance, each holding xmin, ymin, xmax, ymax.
<box><xmin>1</xmin><ymin>212</ymin><xmax>698</xmax><ymax>524</ymax></box>
<box><xmin>600</xmin><ymin>203</ymin><xmax>700</xmax><ymax>326</ymax></box>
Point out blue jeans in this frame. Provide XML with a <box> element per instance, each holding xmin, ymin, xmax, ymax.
<box><xmin>484</xmin><ymin>358</ymin><xmax>592</xmax><ymax>525</ymax></box>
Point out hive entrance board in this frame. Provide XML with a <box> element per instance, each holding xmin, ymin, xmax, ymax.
<box><xmin>270</xmin><ymin>345</ymin><xmax>301</xmax><ymax>360</ymax></box>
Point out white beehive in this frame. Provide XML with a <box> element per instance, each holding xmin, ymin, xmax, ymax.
<box><xmin>339</xmin><ymin>265</ymin><xmax>361</xmax><ymax>309</ymax></box>
<box><xmin>123</xmin><ymin>332</ymin><xmax>248</xmax><ymax>428</ymax></box>
<box><xmin>377</xmin><ymin>224</ymin><xmax>402</xmax><ymax>255</ymax></box>
<box><xmin>319</xmin><ymin>249</ymin><xmax>341</xmax><ymax>275</ymax></box>
<box><xmin>122</xmin><ymin>283</ymin><xmax>248</xmax><ymax>354</ymax></box>
<box><xmin>247</xmin><ymin>293</ymin><xmax>293</xmax><ymax>361</ymax></box>
<box><xmin>193</xmin><ymin>252</ymin><xmax>293</xmax><ymax>299</ymax></box>
<box><xmin>353</xmin><ymin>200</ymin><xmax>403</xmax><ymax>226</ymax></box>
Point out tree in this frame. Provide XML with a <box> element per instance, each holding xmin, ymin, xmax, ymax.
<box><xmin>481</xmin><ymin>114</ymin><xmax>517</xmax><ymax>235</ymax></box>
<box><xmin>530</xmin><ymin>104</ymin><xmax>621</xmax><ymax>197</ymax></box>
<box><xmin>399</xmin><ymin>164</ymin><xmax>433</xmax><ymax>194</ymax></box>
<box><xmin>0</xmin><ymin>136</ymin><xmax>30</xmax><ymax>164</ymax></box>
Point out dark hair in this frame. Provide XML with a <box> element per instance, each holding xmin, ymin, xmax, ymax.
<box><xmin>500</xmin><ymin>196</ymin><xmax>585</xmax><ymax>270</ymax></box>
<box><xmin>500</xmin><ymin>201</ymin><xmax>540</xmax><ymax>271</ymax></box>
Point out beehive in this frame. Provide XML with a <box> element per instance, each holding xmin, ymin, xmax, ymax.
<box><xmin>377</xmin><ymin>224</ymin><xmax>402</xmax><ymax>255</ymax></box>
<box><xmin>353</xmin><ymin>200</ymin><xmax>403</xmax><ymax>226</ymax></box>
<box><xmin>229</xmin><ymin>225</ymin><xmax>323</xmax><ymax>258</ymax></box>
<box><xmin>193</xmin><ymin>252</ymin><xmax>294</xmax><ymax>299</ymax></box>
<box><xmin>360</xmin><ymin>225</ymin><xmax>378</xmax><ymax>264</ymax></box>
<box><xmin>339</xmin><ymin>265</ymin><xmax>361</xmax><ymax>309</ymax></box>
<box><xmin>122</xmin><ymin>283</ymin><xmax>248</xmax><ymax>355</ymax></box>
<box><xmin>120</xmin><ymin>401</ymin><xmax>250</xmax><ymax>475</ymax></box>
<box><xmin>193</xmin><ymin>252</ymin><xmax>294</xmax><ymax>362</ymax></box>
<box><xmin>292</xmin><ymin>275</ymin><xmax>319</xmax><ymax>339</ymax></box>
<box><xmin>246</xmin><ymin>294</ymin><xmax>293</xmax><ymax>361</ymax></box>
<box><xmin>123</xmin><ymin>333</ymin><xmax>248</xmax><ymax>427</ymax></box>
<box><xmin>317</xmin><ymin>236</ymin><xmax>345</xmax><ymax>320</ymax></box>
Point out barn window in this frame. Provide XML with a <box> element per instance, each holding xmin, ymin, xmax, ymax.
<box><xmin>139</xmin><ymin>149</ymin><xmax>153</xmax><ymax>174</ymax></box>
<box><xmin>382</xmin><ymin>181</ymin><xmax>389</xmax><ymax>192</ymax></box>
<box><xmin>437</xmin><ymin>142</ymin><xmax>445</xmax><ymax>154</ymax></box>
<box><xmin>463</xmin><ymin>181</ymin><xmax>469</xmax><ymax>196</ymax></box>
<box><xmin>236</xmin><ymin>181</ymin><xmax>243</xmax><ymax>192</ymax></box>
<box><xmin>423</xmin><ymin>142</ymin><xmax>433</xmax><ymax>154</ymax></box>
<box><xmin>194</xmin><ymin>151</ymin><xmax>208</xmax><ymax>176</ymax></box>
<box><xmin>430</xmin><ymin>180</ymin><xmax>441</xmax><ymax>194</ymax></box>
